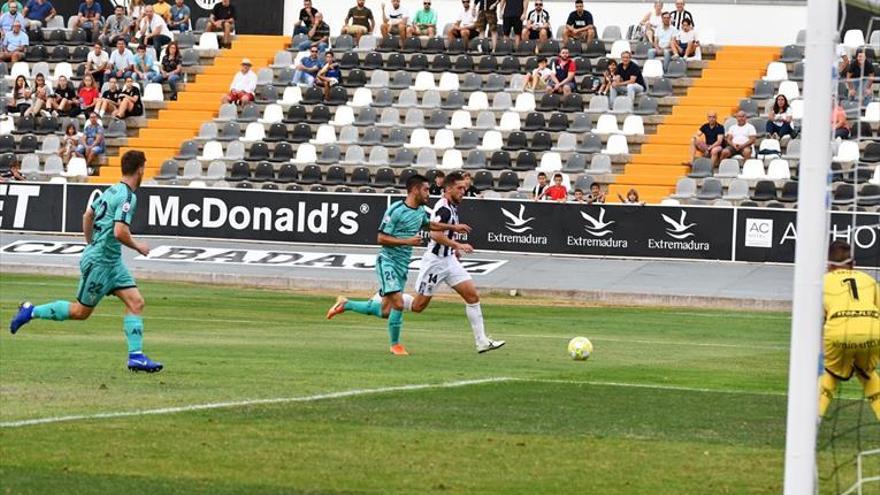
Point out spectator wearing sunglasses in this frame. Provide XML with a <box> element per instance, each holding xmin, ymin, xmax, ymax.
<box><xmin>522</xmin><ymin>0</ymin><xmax>550</xmax><ymax>44</ymax></box>
<box><xmin>409</xmin><ymin>0</ymin><xmax>436</xmax><ymax>37</ymax></box>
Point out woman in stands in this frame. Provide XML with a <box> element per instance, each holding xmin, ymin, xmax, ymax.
<box><xmin>94</xmin><ymin>77</ymin><xmax>123</xmax><ymax>118</ymax></box>
<box><xmin>60</xmin><ymin>123</ymin><xmax>80</xmax><ymax>164</ymax></box>
<box><xmin>114</xmin><ymin>77</ymin><xmax>143</xmax><ymax>120</ymax></box>
<box><xmin>766</xmin><ymin>94</ymin><xmax>795</xmax><ymax>140</ymax></box>
<box><xmin>158</xmin><ymin>41</ymin><xmax>182</xmax><ymax>101</ymax></box>
<box><xmin>24</xmin><ymin>72</ymin><xmax>51</xmax><ymax>117</ymax></box>
<box><xmin>640</xmin><ymin>2</ymin><xmax>664</xmax><ymax>45</ymax></box>
<box><xmin>8</xmin><ymin>75</ymin><xmax>30</xmax><ymax>114</ymax></box>
<box><xmin>48</xmin><ymin>75</ymin><xmax>78</xmax><ymax>117</ymax></box>
<box><xmin>833</xmin><ymin>99</ymin><xmax>851</xmax><ymax>139</ymax></box>
<box><xmin>129</xmin><ymin>0</ymin><xmax>146</xmax><ymax>33</ymax></box>
<box><xmin>77</xmin><ymin>74</ymin><xmax>100</xmax><ymax>116</ymax></box>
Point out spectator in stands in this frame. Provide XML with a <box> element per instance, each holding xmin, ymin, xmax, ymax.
<box><xmin>292</xmin><ymin>44</ymin><xmax>323</xmax><ymax>87</ymax></box>
<box><xmin>315</xmin><ymin>50</ymin><xmax>341</xmax><ymax>100</ymax></box>
<box><xmin>531</xmin><ymin>171</ymin><xmax>548</xmax><ymax>200</ymax></box>
<box><xmin>0</xmin><ymin>19</ymin><xmax>27</xmax><ymax>62</ymax></box>
<box><xmin>610</xmin><ymin>51</ymin><xmax>645</xmax><ymax>100</ymax></box>
<box><xmin>207</xmin><ymin>0</ymin><xmax>236</xmax><ymax>48</ymax></box>
<box><xmin>221</xmin><ymin>58</ymin><xmax>257</xmax><ymax>105</ymax></box>
<box><xmin>101</xmin><ymin>5</ymin><xmax>132</xmax><ymax>46</ymax></box>
<box><xmin>572</xmin><ymin>188</ymin><xmax>586</xmax><ymax>203</ymax></box>
<box><xmin>108</xmin><ymin>38</ymin><xmax>135</xmax><ymax>81</ymax></box>
<box><xmin>524</xmin><ymin>56</ymin><xmax>552</xmax><ymax>92</ymax></box>
<box><xmin>846</xmin><ymin>49</ymin><xmax>875</xmax><ymax>106</ymax></box>
<box><xmin>1</xmin><ymin>159</ymin><xmax>24</xmax><ymax>181</ymax></box>
<box><xmin>669</xmin><ymin>0</ymin><xmax>693</xmax><ymax>30</ymax></box>
<box><xmin>647</xmin><ymin>11</ymin><xmax>675</xmax><ymax>71</ymax></box>
<box><xmin>138</xmin><ymin>5</ymin><xmax>172</xmax><ymax>54</ymax></box>
<box><xmin>640</xmin><ymin>1</ymin><xmax>663</xmax><ymax>46</ymax></box>
<box><xmin>76</xmin><ymin>112</ymin><xmax>105</xmax><ymax>166</ymax></box>
<box><xmin>548</xmin><ymin>47</ymin><xmax>576</xmax><ymax>95</ymax></box>
<box><xmin>409</xmin><ymin>0</ymin><xmax>436</xmax><ymax>37</ymax></box>
<box><xmin>448</xmin><ymin>0</ymin><xmax>476</xmax><ymax>46</ymax></box>
<box><xmin>689</xmin><ymin>111</ymin><xmax>724</xmax><ymax>167</ymax></box>
<box><xmin>157</xmin><ymin>41</ymin><xmax>182</xmax><ymax>101</ymax></box>
<box><xmin>0</xmin><ymin>1</ymin><xmax>23</xmax><ymax>34</ymax></box>
<box><xmin>474</xmin><ymin>0</ymin><xmax>500</xmax><ymax>52</ymax></box>
<box><xmin>48</xmin><ymin>75</ymin><xmax>77</xmax><ymax>116</ymax></box>
<box><xmin>563</xmin><ymin>0</ymin><xmax>594</xmax><ymax>44</ymax></box>
<box><xmin>86</xmin><ymin>41</ymin><xmax>109</xmax><ymax>85</ymax></box>
<box><xmin>2</xmin><ymin>1</ymin><xmax>22</xmax><ymax>14</ymax></box>
<box><xmin>168</xmin><ymin>0</ymin><xmax>191</xmax><ymax>33</ymax></box>
<box><xmin>133</xmin><ymin>44</ymin><xmax>159</xmax><ymax>85</ymax></box>
<box><xmin>540</xmin><ymin>173</ymin><xmax>568</xmax><ymax>202</ymax></box>
<box><xmin>836</xmin><ymin>48</ymin><xmax>849</xmax><ymax>81</ymax></box>
<box><xmin>60</xmin><ymin>123</ymin><xmax>79</xmax><ymax>163</ymax></box>
<box><xmin>94</xmin><ymin>76</ymin><xmax>122</xmax><ymax>117</ymax></box>
<box><xmin>522</xmin><ymin>0</ymin><xmax>550</xmax><ymax>45</ymax></box>
<box><xmin>462</xmin><ymin>171</ymin><xmax>480</xmax><ymax>197</ymax></box>
<box><xmin>114</xmin><ymin>76</ymin><xmax>144</xmax><ymax>119</ymax></box>
<box><xmin>500</xmin><ymin>0</ymin><xmax>528</xmax><ymax>45</ymax></box>
<box><xmin>297</xmin><ymin>11</ymin><xmax>329</xmax><ymax>53</ymax></box>
<box><xmin>671</xmin><ymin>18</ymin><xmax>697</xmax><ymax>59</ymax></box>
<box><xmin>77</xmin><ymin>73</ymin><xmax>99</xmax><ymax>115</ymax></box>
<box><xmin>381</xmin><ymin>0</ymin><xmax>408</xmax><ymax>50</ymax></box>
<box><xmin>766</xmin><ymin>94</ymin><xmax>794</xmax><ymax>140</ymax></box>
<box><xmin>22</xmin><ymin>0</ymin><xmax>55</xmax><ymax>30</ymax></box>
<box><xmin>294</xmin><ymin>0</ymin><xmax>317</xmax><ymax>36</ymax></box>
<box><xmin>341</xmin><ymin>0</ymin><xmax>373</xmax><ymax>42</ymax></box>
<box><xmin>720</xmin><ymin>111</ymin><xmax>757</xmax><ymax>160</ymax></box>
<box><xmin>596</xmin><ymin>59</ymin><xmax>617</xmax><ymax>95</ymax></box>
<box><xmin>129</xmin><ymin>0</ymin><xmax>146</xmax><ymax>29</ymax></box>
<box><xmin>586</xmin><ymin>182</ymin><xmax>605</xmax><ymax>204</ymax></box>
<box><xmin>618</xmin><ymin>188</ymin><xmax>644</xmax><ymax>205</ymax></box>
<box><xmin>7</xmin><ymin>74</ymin><xmax>29</xmax><ymax>113</ymax></box>
<box><xmin>833</xmin><ymin>99</ymin><xmax>851</xmax><ymax>139</ymax></box>
<box><xmin>74</xmin><ymin>0</ymin><xmax>102</xmax><ymax>42</ymax></box>
<box><xmin>24</xmin><ymin>71</ymin><xmax>49</xmax><ymax>117</ymax></box>
<box><xmin>153</xmin><ymin>0</ymin><xmax>171</xmax><ymax>21</ymax></box>
<box><xmin>429</xmin><ymin>170</ymin><xmax>445</xmax><ymax>195</ymax></box>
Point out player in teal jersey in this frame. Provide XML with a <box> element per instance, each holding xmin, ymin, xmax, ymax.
<box><xmin>9</xmin><ymin>150</ymin><xmax>163</xmax><ymax>373</ymax></box>
<box><xmin>326</xmin><ymin>174</ymin><xmax>471</xmax><ymax>355</ymax></box>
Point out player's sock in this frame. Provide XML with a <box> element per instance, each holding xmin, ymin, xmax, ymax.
<box><xmin>343</xmin><ymin>300</ymin><xmax>383</xmax><ymax>318</ymax></box>
<box><xmin>466</xmin><ymin>302</ymin><xmax>488</xmax><ymax>345</ymax></box>
<box><xmin>857</xmin><ymin>371</ymin><xmax>880</xmax><ymax>420</ymax></box>
<box><xmin>32</xmin><ymin>301</ymin><xmax>71</xmax><ymax>321</ymax></box>
<box><xmin>123</xmin><ymin>314</ymin><xmax>144</xmax><ymax>354</ymax></box>
<box><xmin>388</xmin><ymin>309</ymin><xmax>403</xmax><ymax>345</ymax></box>
<box><xmin>402</xmin><ymin>293</ymin><xmax>414</xmax><ymax>312</ymax></box>
<box><xmin>818</xmin><ymin>372</ymin><xmax>839</xmax><ymax>417</ymax></box>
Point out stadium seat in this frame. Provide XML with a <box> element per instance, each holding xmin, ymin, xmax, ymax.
<box><xmin>240</xmin><ymin>122</ymin><xmax>266</xmax><ymax>143</ymax></box>
<box><xmin>309</xmin><ymin>124</ymin><xmax>337</xmax><ymax>145</ymax></box>
<box><xmin>514</xmin><ymin>92</ymin><xmax>536</xmax><ymax>112</ymax></box>
<box><xmin>474</xmin><ymin>111</ymin><xmax>496</xmax><ymax>130</ymax></box>
<box><xmin>329</xmin><ymin>105</ymin><xmax>355</xmax><ymax>127</ymax></box>
<box><xmin>832</xmin><ymin>140</ymin><xmax>859</xmax><ymax>163</ymax></box>
<box><xmin>763</xmin><ymin>62</ymin><xmax>789</xmax><ymax>82</ymax></box>
<box><xmin>489</xmin><ymin>151</ymin><xmax>511</xmax><ymax>170</ymax></box>
<box><xmin>551</xmin><ymin>132</ymin><xmax>577</xmax><ymax>152</ymax></box>
<box><xmin>292</xmin><ymin>143</ymin><xmax>318</xmax><ymax>164</ymax></box>
<box><xmin>670</xmin><ymin>178</ymin><xmax>697</xmax><ymax>199</ymax></box>
<box><xmin>595</xmin><ymin>114</ymin><xmax>620</xmax><ymax>135</ymax></box>
<box><xmin>642</xmin><ymin>59</ymin><xmax>663</xmax><ymax>79</ymax></box>
<box><xmin>404</xmin><ymin>128</ymin><xmax>432</xmax><ymax>149</ymax></box>
<box><xmin>587</xmin><ymin>96</ymin><xmax>609</xmax><ymax>114</ymax></box>
<box><xmin>602</xmin><ymin>135</ymin><xmax>629</xmax><ymax>155</ymax></box>
<box><xmin>696</xmin><ymin>178</ymin><xmax>723</xmax><ymax>200</ymax></box>
<box><xmin>367</xmin><ymin>146</ymin><xmax>390</xmax><ymax>166</ymax></box>
<box><xmin>416</xmin><ymin>148</ymin><xmax>437</xmax><ymax>167</ymax></box>
<box><xmin>577</xmin><ymin>133</ymin><xmax>603</xmax><ymax>154</ymax></box>
<box><xmin>723</xmin><ymin>179</ymin><xmax>750</xmax><ymax>201</ymax></box>
<box><xmin>359</xmin><ymin>127</ymin><xmax>382</xmax><ymax>146</ymax></box>
<box><xmin>766</xmin><ymin>159</ymin><xmax>791</xmax><ymax>180</ymax></box>
<box><xmin>464</xmin><ymin>150</ymin><xmax>487</xmax><ymax>170</ymax></box>
<box><xmin>538</xmin><ymin>152</ymin><xmax>562</xmax><ymax>172</ymax></box>
<box><xmin>739</xmin><ymin>159</ymin><xmax>766</xmax><ymax>179</ymax></box>
<box><xmin>337</xmin><ymin>125</ymin><xmax>358</xmax><ymax>144</ymax></box>
<box><xmin>440</xmin><ymin>149</ymin><xmax>462</xmax><ymax>169</ymax></box>
<box><xmin>585</xmin><ymin>154</ymin><xmax>612</xmax><ymax>174</ymax></box>
<box><xmin>688</xmin><ymin>158</ymin><xmax>713</xmax><ymax>178</ymax></box>
<box><xmin>432</xmin><ymin>129</ymin><xmax>456</xmax><ymax>150</ymax></box>
<box><xmin>751</xmin><ymin>180</ymin><xmax>778</xmax><ymax>201</ymax></box>
<box><xmin>317</xmin><ymin>145</ymin><xmax>341</xmax><ymax>165</ymax></box>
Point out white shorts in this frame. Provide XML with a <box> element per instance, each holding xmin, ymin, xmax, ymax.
<box><xmin>415</xmin><ymin>253</ymin><xmax>472</xmax><ymax>296</ymax></box>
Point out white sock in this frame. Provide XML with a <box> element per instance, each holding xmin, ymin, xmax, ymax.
<box><xmin>402</xmin><ymin>293</ymin><xmax>413</xmax><ymax>312</ymax></box>
<box><xmin>466</xmin><ymin>302</ymin><xmax>488</xmax><ymax>345</ymax></box>
<box><xmin>370</xmin><ymin>292</ymin><xmax>381</xmax><ymax>303</ymax></box>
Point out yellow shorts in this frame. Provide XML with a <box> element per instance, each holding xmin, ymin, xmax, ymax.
<box><xmin>824</xmin><ymin>330</ymin><xmax>880</xmax><ymax>380</ymax></box>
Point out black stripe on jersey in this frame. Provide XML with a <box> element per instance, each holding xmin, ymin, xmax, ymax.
<box><xmin>430</xmin><ymin>200</ymin><xmax>458</xmax><ymax>257</ymax></box>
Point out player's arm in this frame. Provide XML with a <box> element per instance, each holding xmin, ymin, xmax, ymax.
<box><xmin>429</xmin><ymin>230</ymin><xmax>474</xmax><ymax>254</ymax></box>
<box><xmin>114</xmin><ymin>221</ymin><xmax>150</xmax><ymax>256</ymax></box>
<box><xmin>377</xmin><ymin>232</ymin><xmax>421</xmax><ymax>246</ymax></box>
<box><xmin>429</xmin><ymin>221</ymin><xmax>471</xmax><ymax>234</ymax></box>
<box><xmin>82</xmin><ymin>206</ymin><xmax>95</xmax><ymax>244</ymax></box>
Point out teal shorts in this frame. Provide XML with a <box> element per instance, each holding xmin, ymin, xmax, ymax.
<box><xmin>77</xmin><ymin>258</ymin><xmax>137</xmax><ymax>307</ymax></box>
<box><xmin>376</xmin><ymin>257</ymin><xmax>408</xmax><ymax>296</ymax></box>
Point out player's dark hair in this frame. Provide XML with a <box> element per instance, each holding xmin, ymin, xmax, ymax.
<box><xmin>121</xmin><ymin>150</ymin><xmax>146</xmax><ymax>176</ymax></box>
<box><xmin>828</xmin><ymin>240</ymin><xmax>853</xmax><ymax>266</ymax></box>
<box><xmin>444</xmin><ymin>171</ymin><xmax>465</xmax><ymax>189</ymax></box>
<box><xmin>405</xmin><ymin>173</ymin><xmax>428</xmax><ymax>193</ymax></box>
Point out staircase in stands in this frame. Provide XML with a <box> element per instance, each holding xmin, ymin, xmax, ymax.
<box><xmin>90</xmin><ymin>35</ymin><xmax>289</xmax><ymax>183</ymax></box>
<box><xmin>609</xmin><ymin>46</ymin><xmax>780</xmax><ymax>203</ymax></box>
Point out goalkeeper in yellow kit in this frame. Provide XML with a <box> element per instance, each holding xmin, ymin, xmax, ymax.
<box><xmin>819</xmin><ymin>240</ymin><xmax>880</xmax><ymax>421</ymax></box>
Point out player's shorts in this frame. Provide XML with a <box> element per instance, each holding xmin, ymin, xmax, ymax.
<box><xmin>376</xmin><ymin>256</ymin><xmax>408</xmax><ymax>296</ymax></box>
<box><xmin>824</xmin><ymin>329</ymin><xmax>880</xmax><ymax>380</ymax></box>
<box><xmin>415</xmin><ymin>253</ymin><xmax>472</xmax><ymax>296</ymax></box>
<box><xmin>76</xmin><ymin>258</ymin><xmax>137</xmax><ymax>307</ymax></box>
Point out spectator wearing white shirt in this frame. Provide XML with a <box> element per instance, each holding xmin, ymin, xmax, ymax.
<box><xmin>137</xmin><ymin>5</ymin><xmax>172</xmax><ymax>55</ymax></box>
<box><xmin>222</xmin><ymin>58</ymin><xmax>257</xmax><ymax>105</ymax></box>
<box><xmin>447</xmin><ymin>0</ymin><xmax>476</xmax><ymax>46</ymax></box>
<box><xmin>381</xmin><ymin>0</ymin><xmax>408</xmax><ymax>50</ymax></box>
<box><xmin>523</xmin><ymin>56</ymin><xmax>552</xmax><ymax>92</ymax></box>
<box><xmin>0</xmin><ymin>1</ymin><xmax>24</xmax><ymax>34</ymax></box>
<box><xmin>86</xmin><ymin>41</ymin><xmax>109</xmax><ymax>85</ymax></box>
<box><xmin>671</xmin><ymin>18</ymin><xmax>697</xmax><ymax>59</ymax></box>
<box><xmin>0</xmin><ymin>19</ymin><xmax>27</xmax><ymax>62</ymax></box>
<box><xmin>522</xmin><ymin>0</ymin><xmax>550</xmax><ymax>44</ymax></box>
<box><xmin>108</xmin><ymin>38</ymin><xmax>135</xmax><ymax>81</ymax></box>
<box><xmin>640</xmin><ymin>1</ymin><xmax>663</xmax><ymax>46</ymax></box>
<box><xmin>647</xmin><ymin>11</ymin><xmax>676</xmax><ymax>71</ymax></box>
<box><xmin>721</xmin><ymin>111</ymin><xmax>757</xmax><ymax>160</ymax></box>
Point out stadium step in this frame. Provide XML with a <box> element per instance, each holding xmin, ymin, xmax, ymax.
<box><xmin>91</xmin><ymin>35</ymin><xmax>290</xmax><ymax>183</ymax></box>
<box><xmin>609</xmin><ymin>45</ymin><xmax>780</xmax><ymax>201</ymax></box>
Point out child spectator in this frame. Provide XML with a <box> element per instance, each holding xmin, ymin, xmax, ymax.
<box><xmin>541</xmin><ymin>173</ymin><xmax>568</xmax><ymax>202</ymax></box>
<box><xmin>618</xmin><ymin>188</ymin><xmax>645</xmax><ymax>205</ymax></box>
<box><xmin>532</xmin><ymin>171</ymin><xmax>548</xmax><ymax>200</ymax></box>
<box><xmin>587</xmin><ymin>182</ymin><xmax>606</xmax><ymax>204</ymax></box>
<box><xmin>523</xmin><ymin>56</ymin><xmax>552</xmax><ymax>92</ymax></box>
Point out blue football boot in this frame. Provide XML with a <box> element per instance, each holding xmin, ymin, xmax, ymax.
<box><xmin>127</xmin><ymin>353</ymin><xmax>164</xmax><ymax>373</ymax></box>
<box><xmin>10</xmin><ymin>302</ymin><xmax>34</xmax><ymax>334</ymax></box>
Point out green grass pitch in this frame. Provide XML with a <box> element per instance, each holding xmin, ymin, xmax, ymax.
<box><xmin>0</xmin><ymin>273</ymin><xmax>873</xmax><ymax>494</ymax></box>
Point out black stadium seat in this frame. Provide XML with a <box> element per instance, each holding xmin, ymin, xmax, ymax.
<box><xmin>252</xmin><ymin>162</ymin><xmax>275</xmax><ymax>182</ymax></box>
<box><xmin>299</xmin><ymin>165</ymin><xmax>322</xmax><ymax>185</ymax></box>
<box><xmin>270</xmin><ymin>143</ymin><xmax>294</xmax><ymax>163</ymax></box>
<box><xmin>247</xmin><ymin>142</ymin><xmax>269</xmax><ymax>162</ymax></box>
<box><xmin>496</xmin><ymin>171</ymin><xmax>519</xmax><ymax>191</ymax></box>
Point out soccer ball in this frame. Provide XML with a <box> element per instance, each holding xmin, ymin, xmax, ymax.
<box><xmin>568</xmin><ymin>337</ymin><xmax>593</xmax><ymax>361</ymax></box>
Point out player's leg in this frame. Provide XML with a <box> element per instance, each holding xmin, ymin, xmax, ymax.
<box><xmin>327</xmin><ymin>259</ymin><xmax>393</xmax><ymax>319</ymax></box>
<box><xmin>451</xmin><ymin>279</ymin><xmax>505</xmax><ymax>353</ymax></box>
<box><xmin>112</xmin><ymin>263</ymin><xmax>162</xmax><ymax>372</ymax></box>
<box><xmin>410</xmin><ymin>255</ymin><xmax>441</xmax><ymax>313</ymax></box>
<box><xmin>818</xmin><ymin>371</ymin><xmax>841</xmax><ymax>418</ymax></box>
<box><xmin>819</xmin><ymin>340</ymin><xmax>849</xmax><ymax>417</ymax></box>
<box><xmin>854</xmin><ymin>350</ymin><xmax>880</xmax><ymax>420</ymax></box>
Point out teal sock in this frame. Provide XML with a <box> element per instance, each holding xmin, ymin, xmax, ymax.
<box><xmin>32</xmin><ymin>301</ymin><xmax>70</xmax><ymax>321</ymax></box>
<box><xmin>344</xmin><ymin>300</ymin><xmax>383</xmax><ymax>318</ymax></box>
<box><xmin>388</xmin><ymin>309</ymin><xmax>403</xmax><ymax>345</ymax></box>
<box><xmin>123</xmin><ymin>315</ymin><xmax>144</xmax><ymax>354</ymax></box>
